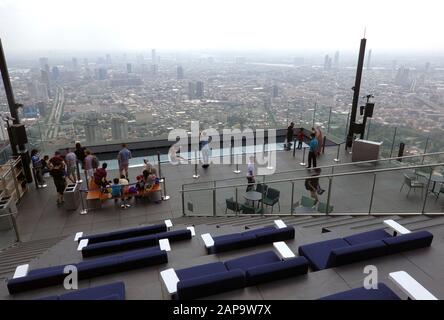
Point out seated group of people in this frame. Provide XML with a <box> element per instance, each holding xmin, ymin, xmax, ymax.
<box><xmin>92</xmin><ymin>159</ymin><xmax>160</xmax><ymax>208</ymax></box>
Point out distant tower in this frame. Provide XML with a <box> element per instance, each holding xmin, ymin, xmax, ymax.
<box><xmin>126</xmin><ymin>63</ymin><xmax>132</xmax><ymax>73</ymax></box>
<box><xmin>27</xmin><ymin>81</ymin><xmax>39</xmax><ymax>100</ymax></box>
<box><xmin>272</xmin><ymin>85</ymin><xmax>279</xmax><ymax>98</ymax></box>
<box><xmin>324</xmin><ymin>55</ymin><xmax>332</xmax><ymax>70</ymax></box>
<box><xmin>72</xmin><ymin>57</ymin><xmax>78</xmax><ymax>69</ymax></box>
<box><xmin>95</xmin><ymin>68</ymin><xmax>108</xmax><ymax>80</ymax></box>
<box><xmin>84</xmin><ymin>119</ymin><xmax>102</xmax><ymax>143</ymax></box>
<box><xmin>51</xmin><ymin>66</ymin><xmax>60</xmax><ymax>81</ymax></box>
<box><xmin>106</xmin><ymin>54</ymin><xmax>112</xmax><ymax>65</ymax></box>
<box><xmin>195</xmin><ymin>81</ymin><xmax>204</xmax><ymax>98</ymax></box>
<box><xmin>39</xmin><ymin>57</ymin><xmax>49</xmax><ymax>69</ymax></box>
<box><xmin>40</xmin><ymin>69</ymin><xmax>51</xmax><ymax>97</ymax></box>
<box><xmin>188</xmin><ymin>82</ymin><xmax>196</xmax><ymax>100</ymax></box>
<box><xmin>366</xmin><ymin>49</ymin><xmax>372</xmax><ymax>70</ymax></box>
<box><xmin>177</xmin><ymin>66</ymin><xmax>184</xmax><ymax>80</ymax></box>
<box><xmin>333</xmin><ymin>51</ymin><xmax>340</xmax><ymax>68</ymax></box>
<box><xmin>151</xmin><ymin>49</ymin><xmax>156</xmax><ymax>63</ymax></box>
<box><xmin>111</xmin><ymin>117</ymin><xmax>128</xmax><ymax>141</ymax></box>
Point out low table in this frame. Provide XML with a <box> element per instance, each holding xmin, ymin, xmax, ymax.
<box><xmin>244</xmin><ymin>191</ymin><xmax>263</xmax><ymax>207</ymax></box>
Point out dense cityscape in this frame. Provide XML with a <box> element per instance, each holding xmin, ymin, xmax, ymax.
<box><xmin>1</xmin><ymin>49</ymin><xmax>444</xmax><ymax>155</ymax></box>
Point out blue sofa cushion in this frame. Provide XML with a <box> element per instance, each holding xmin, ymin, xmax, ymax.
<box><xmin>7</xmin><ymin>248</ymin><xmax>167</xmax><ymax>294</ymax></box>
<box><xmin>60</xmin><ymin>282</ymin><xmax>125</xmax><ymax>300</ymax></box>
<box><xmin>254</xmin><ymin>227</ymin><xmax>295</xmax><ymax>244</ymax></box>
<box><xmin>211</xmin><ymin>233</ymin><xmax>257</xmax><ymax>254</ymax></box>
<box><xmin>82</xmin><ymin>229</ymin><xmax>191</xmax><ymax>258</ymax></box>
<box><xmin>79</xmin><ymin>224</ymin><xmax>167</xmax><ymax>244</ymax></box>
<box><xmin>176</xmin><ymin>269</ymin><xmax>245</xmax><ymax>300</ymax></box>
<box><xmin>327</xmin><ymin>240</ymin><xmax>388</xmax><ymax>268</ymax></box>
<box><xmin>240</xmin><ymin>226</ymin><xmax>275</xmax><ymax>237</ymax></box>
<box><xmin>320</xmin><ymin>283</ymin><xmax>401</xmax><ymax>300</ymax></box>
<box><xmin>245</xmin><ymin>256</ymin><xmax>309</xmax><ymax>286</ymax></box>
<box><xmin>224</xmin><ymin>251</ymin><xmax>280</xmax><ymax>271</ymax></box>
<box><xmin>298</xmin><ymin>238</ymin><xmax>350</xmax><ymax>271</ymax></box>
<box><xmin>344</xmin><ymin>229</ymin><xmax>392</xmax><ymax>246</ymax></box>
<box><xmin>176</xmin><ymin>262</ymin><xmax>228</xmax><ymax>280</ymax></box>
<box><xmin>383</xmin><ymin>231</ymin><xmax>433</xmax><ymax>254</ymax></box>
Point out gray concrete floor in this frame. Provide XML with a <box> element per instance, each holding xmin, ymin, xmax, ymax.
<box><xmin>1</xmin><ymin>145</ymin><xmax>443</xmax><ymax>245</ymax></box>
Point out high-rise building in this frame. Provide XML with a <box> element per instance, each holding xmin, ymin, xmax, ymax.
<box><xmin>72</xmin><ymin>57</ymin><xmax>78</xmax><ymax>69</ymax></box>
<box><xmin>111</xmin><ymin>117</ymin><xmax>129</xmax><ymax>141</ymax></box>
<box><xmin>27</xmin><ymin>81</ymin><xmax>39</xmax><ymax>100</ymax></box>
<box><xmin>333</xmin><ymin>51</ymin><xmax>340</xmax><ymax>68</ymax></box>
<box><xmin>366</xmin><ymin>49</ymin><xmax>372</xmax><ymax>70</ymax></box>
<box><xmin>40</xmin><ymin>69</ymin><xmax>51</xmax><ymax>97</ymax></box>
<box><xmin>195</xmin><ymin>81</ymin><xmax>204</xmax><ymax>98</ymax></box>
<box><xmin>127</xmin><ymin>63</ymin><xmax>132</xmax><ymax>73</ymax></box>
<box><xmin>84</xmin><ymin>119</ymin><xmax>102</xmax><ymax>144</ymax></box>
<box><xmin>106</xmin><ymin>54</ymin><xmax>112</xmax><ymax>65</ymax></box>
<box><xmin>188</xmin><ymin>82</ymin><xmax>196</xmax><ymax>100</ymax></box>
<box><xmin>95</xmin><ymin>68</ymin><xmax>108</xmax><ymax>80</ymax></box>
<box><xmin>151</xmin><ymin>64</ymin><xmax>158</xmax><ymax>75</ymax></box>
<box><xmin>272</xmin><ymin>85</ymin><xmax>279</xmax><ymax>98</ymax></box>
<box><xmin>151</xmin><ymin>49</ymin><xmax>156</xmax><ymax>63</ymax></box>
<box><xmin>395</xmin><ymin>66</ymin><xmax>410</xmax><ymax>86</ymax></box>
<box><xmin>39</xmin><ymin>57</ymin><xmax>49</xmax><ymax>69</ymax></box>
<box><xmin>51</xmin><ymin>66</ymin><xmax>60</xmax><ymax>81</ymax></box>
<box><xmin>177</xmin><ymin>66</ymin><xmax>184</xmax><ymax>80</ymax></box>
<box><xmin>324</xmin><ymin>55</ymin><xmax>332</xmax><ymax>70</ymax></box>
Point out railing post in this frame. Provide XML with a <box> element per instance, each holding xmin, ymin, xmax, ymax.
<box><xmin>9</xmin><ymin>212</ymin><xmax>20</xmax><ymax>243</ymax></box>
<box><xmin>334</xmin><ymin>143</ymin><xmax>341</xmax><ymax>162</ymax></box>
<box><xmin>422</xmin><ymin>136</ymin><xmax>430</xmax><ymax>165</ymax></box>
<box><xmin>75</xmin><ymin>160</ymin><xmax>82</xmax><ymax>182</ymax></box>
<box><xmin>213</xmin><ymin>181</ymin><xmax>216</xmax><ymax>217</ymax></box>
<box><xmin>157</xmin><ymin>151</ymin><xmax>162</xmax><ymax>180</ymax></box>
<box><xmin>312</xmin><ymin>102</ymin><xmax>317</xmax><ymax>128</ymax></box>
<box><xmin>300</xmin><ymin>147</ymin><xmax>306</xmax><ymax>166</ymax></box>
<box><xmin>79</xmin><ymin>189</ymin><xmax>88</xmax><ymax>215</ymax></box>
<box><xmin>368</xmin><ymin>173</ymin><xmax>377</xmax><ymax>215</ymax></box>
<box><xmin>366</xmin><ymin>118</ymin><xmax>371</xmax><ymax>140</ymax></box>
<box><xmin>327</xmin><ymin>107</ymin><xmax>332</xmax><ymax>134</ymax></box>
<box><xmin>293</xmin><ymin>138</ymin><xmax>297</xmax><ymax>157</ymax></box>
<box><xmin>193</xmin><ymin>150</ymin><xmax>199</xmax><ymax>179</ymax></box>
<box><xmin>261</xmin><ymin>176</ymin><xmax>265</xmax><ymax>216</ymax></box>
<box><xmin>181</xmin><ymin>184</ymin><xmax>186</xmax><ymax>216</ymax></box>
<box><xmin>161</xmin><ymin>177</ymin><xmax>170</xmax><ymax>201</ymax></box>
<box><xmin>235</xmin><ymin>187</ymin><xmax>239</xmax><ymax>217</ymax></box>
<box><xmin>421</xmin><ymin>167</ymin><xmax>433</xmax><ymax>214</ymax></box>
<box><xmin>326</xmin><ymin>177</ymin><xmax>333</xmax><ymax>216</ymax></box>
<box><xmin>290</xmin><ymin>181</ymin><xmax>295</xmax><ymax>215</ymax></box>
<box><xmin>389</xmin><ymin>127</ymin><xmax>397</xmax><ymax>159</ymax></box>
<box><xmin>322</xmin><ymin>136</ymin><xmax>326</xmax><ymax>154</ymax></box>
<box><xmin>344</xmin><ymin>111</ymin><xmax>350</xmax><ymax>143</ymax></box>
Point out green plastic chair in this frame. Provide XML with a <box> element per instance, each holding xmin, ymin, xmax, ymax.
<box><xmin>317</xmin><ymin>202</ymin><xmax>334</xmax><ymax>214</ymax></box>
<box><xmin>225</xmin><ymin>198</ymin><xmax>241</xmax><ymax>214</ymax></box>
<box><xmin>301</xmin><ymin>196</ymin><xmax>316</xmax><ymax>208</ymax></box>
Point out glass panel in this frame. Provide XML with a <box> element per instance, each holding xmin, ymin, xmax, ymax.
<box><xmin>182</xmin><ymin>182</ymin><xmax>213</xmax><ymax>216</ymax></box>
<box><xmin>423</xmin><ymin>165</ymin><xmax>444</xmax><ymax>214</ymax></box>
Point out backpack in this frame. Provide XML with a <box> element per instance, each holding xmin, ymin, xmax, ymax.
<box><xmin>92</xmin><ymin>156</ymin><xmax>100</xmax><ymax>169</ymax></box>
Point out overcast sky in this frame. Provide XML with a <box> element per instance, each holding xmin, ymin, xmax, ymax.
<box><xmin>0</xmin><ymin>0</ymin><xmax>443</xmax><ymax>54</ymax></box>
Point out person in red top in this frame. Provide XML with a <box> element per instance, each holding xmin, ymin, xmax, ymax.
<box><xmin>94</xmin><ymin>163</ymin><xmax>108</xmax><ymax>188</ymax></box>
<box><xmin>49</xmin><ymin>151</ymin><xmax>65</xmax><ymax>169</ymax></box>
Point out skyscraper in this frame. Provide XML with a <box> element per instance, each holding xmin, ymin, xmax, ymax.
<box><xmin>366</xmin><ymin>49</ymin><xmax>372</xmax><ymax>70</ymax></box>
<box><xmin>111</xmin><ymin>117</ymin><xmax>129</xmax><ymax>141</ymax></box>
<box><xmin>51</xmin><ymin>66</ymin><xmax>60</xmax><ymax>81</ymax></box>
<box><xmin>188</xmin><ymin>82</ymin><xmax>196</xmax><ymax>100</ymax></box>
<box><xmin>195</xmin><ymin>81</ymin><xmax>204</xmax><ymax>98</ymax></box>
<box><xmin>333</xmin><ymin>51</ymin><xmax>340</xmax><ymax>68</ymax></box>
<box><xmin>324</xmin><ymin>55</ymin><xmax>332</xmax><ymax>70</ymax></box>
<box><xmin>84</xmin><ymin>118</ymin><xmax>102</xmax><ymax>143</ymax></box>
<box><xmin>177</xmin><ymin>66</ymin><xmax>184</xmax><ymax>80</ymax></box>
<box><xmin>151</xmin><ymin>49</ymin><xmax>156</xmax><ymax>63</ymax></box>
<box><xmin>95</xmin><ymin>68</ymin><xmax>108</xmax><ymax>80</ymax></box>
<box><xmin>72</xmin><ymin>57</ymin><xmax>78</xmax><ymax>70</ymax></box>
<box><xmin>127</xmin><ymin>63</ymin><xmax>132</xmax><ymax>73</ymax></box>
<box><xmin>272</xmin><ymin>85</ymin><xmax>279</xmax><ymax>98</ymax></box>
<box><xmin>39</xmin><ymin>57</ymin><xmax>49</xmax><ymax>69</ymax></box>
<box><xmin>40</xmin><ymin>69</ymin><xmax>51</xmax><ymax>97</ymax></box>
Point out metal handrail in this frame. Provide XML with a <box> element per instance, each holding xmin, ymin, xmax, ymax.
<box><xmin>0</xmin><ymin>211</ymin><xmax>20</xmax><ymax>242</ymax></box>
<box><xmin>180</xmin><ymin>162</ymin><xmax>444</xmax><ymax>193</ymax></box>
<box><xmin>182</xmin><ymin>150</ymin><xmax>444</xmax><ymax>188</ymax></box>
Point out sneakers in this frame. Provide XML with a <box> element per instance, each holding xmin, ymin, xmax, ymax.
<box><xmin>38</xmin><ymin>184</ymin><xmax>47</xmax><ymax>188</ymax></box>
<box><xmin>318</xmin><ymin>189</ymin><xmax>325</xmax><ymax>195</ymax></box>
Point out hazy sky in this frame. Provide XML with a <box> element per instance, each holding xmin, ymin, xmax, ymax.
<box><xmin>1</xmin><ymin>0</ymin><xmax>443</xmax><ymax>54</ymax></box>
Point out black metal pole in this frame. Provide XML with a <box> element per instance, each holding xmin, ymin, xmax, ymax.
<box><xmin>346</xmin><ymin>38</ymin><xmax>366</xmax><ymax>148</ymax></box>
<box><xmin>0</xmin><ymin>38</ymin><xmax>33</xmax><ymax>183</ymax></box>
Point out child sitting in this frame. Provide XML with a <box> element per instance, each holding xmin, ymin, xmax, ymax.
<box><xmin>111</xmin><ymin>178</ymin><xmax>122</xmax><ymax>204</ymax></box>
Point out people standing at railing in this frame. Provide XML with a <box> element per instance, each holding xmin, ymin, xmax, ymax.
<box><xmin>304</xmin><ymin>168</ymin><xmax>325</xmax><ymax>206</ymax></box>
<box><xmin>30</xmin><ymin>149</ymin><xmax>47</xmax><ymax>188</ymax></box>
<box><xmin>297</xmin><ymin>128</ymin><xmax>304</xmax><ymax>149</ymax></box>
<box><xmin>286</xmin><ymin>122</ymin><xmax>295</xmax><ymax>150</ymax></box>
<box><xmin>246</xmin><ymin>156</ymin><xmax>255</xmax><ymax>192</ymax></box>
<box><xmin>118</xmin><ymin>143</ymin><xmax>132</xmax><ymax>179</ymax></box>
<box><xmin>50</xmin><ymin>163</ymin><xmax>67</xmax><ymax>205</ymax></box>
<box><xmin>201</xmin><ymin>131</ymin><xmax>211</xmax><ymax>169</ymax></box>
<box><xmin>307</xmin><ymin>132</ymin><xmax>318</xmax><ymax>169</ymax></box>
<box><xmin>315</xmin><ymin>126</ymin><xmax>323</xmax><ymax>156</ymax></box>
<box><xmin>64</xmin><ymin>148</ymin><xmax>77</xmax><ymax>184</ymax></box>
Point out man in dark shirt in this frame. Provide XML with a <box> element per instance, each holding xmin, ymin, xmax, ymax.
<box><xmin>49</xmin><ymin>151</ymin><xmax>65</xmax><ymax>168</ymax></box>
<box><xmin>286</xmin><ymin>122</ymin><xmax>295</xmax><ymax>150</ymax></box>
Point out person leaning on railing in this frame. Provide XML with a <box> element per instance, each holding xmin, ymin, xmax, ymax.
<box><xmin>30</xmin><ymin>149</ymin><xmax>47</xmax><ymax>188</ymax></box>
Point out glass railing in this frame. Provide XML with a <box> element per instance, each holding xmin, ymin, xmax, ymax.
<box><xmin>180</xmin><ymin>162</ymin><xmax>444</xmax><ymax>217</ymax></box>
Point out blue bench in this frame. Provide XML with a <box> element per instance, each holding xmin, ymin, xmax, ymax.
<box><xmin>7</xmin><ymin>247</ymin><xmax>167</xmax><ymax>294</ymax></box>
<box><xmin>161</xmin><ymin>244</ymin><xmax>308</xmax><ymax>300</ymax></box>
<box><xmin>298</xmin><ymin>228</ymin><xmax>433</xmax><ymax>271</ymax></box>
<box><xmin>37</xmin><ymin>282</ymin><xmax>125</xmax><ymax>300</ymax></box>
<box><xmin>76</xmin><ymin>222</ymin><xmax>170</xmax><ymax>244</ymax></box>
<box><xmin>202</xmin><ymin>221</ymin><xmax>295</xmax><ymax>254</ymax></box>
<box><xmin>319</xmin><ymin>283</ymin><xmax>401</xmax><ymax>300</ymax></box>
<box><xmin>81</xmin><ymin>229</ymin><xmax>192</xmax><ymax>258</ymax></box>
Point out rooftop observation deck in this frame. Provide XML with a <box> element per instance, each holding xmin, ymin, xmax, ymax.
<box><xmin>0</xmin><ymin>142</ymin><xmax>443</xmax><ymax>300</ymax></box>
